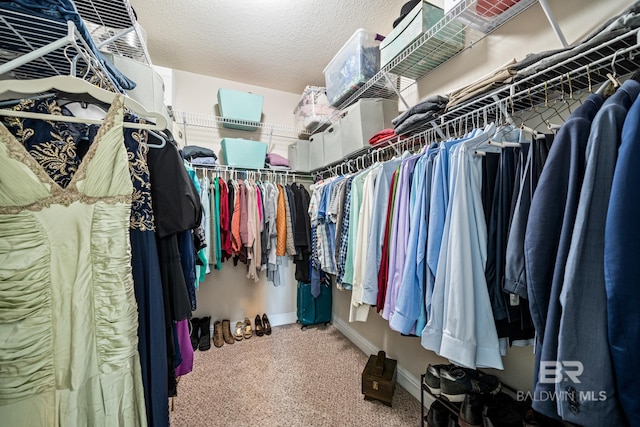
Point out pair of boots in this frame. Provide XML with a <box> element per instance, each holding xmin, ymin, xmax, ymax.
<box><xmin>190</xmin><ymin>316</ymin><xmax>212</xmax><ymax>351</ymax></box>
<box><xmin>212</xmin><ymin>319</ymin><xmax>235</xmax><ymax>348</ymax></box>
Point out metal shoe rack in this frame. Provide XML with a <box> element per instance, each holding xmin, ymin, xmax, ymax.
<box><xmin>420</xmin><ymin>373</ymin><xmax>519</xmax><ymax>425</ymax></box>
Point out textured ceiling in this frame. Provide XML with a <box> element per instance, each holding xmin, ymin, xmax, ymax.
<box><xmin>129</xmin><ymin>0</ymin><xmax>413</xmax><ymax>94</ymax></box>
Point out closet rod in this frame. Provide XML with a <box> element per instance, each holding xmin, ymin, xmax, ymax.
<box><xmin>443</xmin><ymin>27</ymin><xmax>640</xmax><ymax>121</ymax></box>
<box><xmin>190</xmin><ymin>163</ymin><xmax>313</xmax><ymax>180</ymax></box>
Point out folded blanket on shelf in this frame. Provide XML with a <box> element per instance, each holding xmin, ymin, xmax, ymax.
<box><xmin>265</xmin><ymin>164</ymin><xmax>291</xmax><ymax>171</ymax></box>
<box><xmin>392</xmin><ymin>95</ymin><xmax>448</xmax><ymax>126</ymax></box>
<box><xmin>369</xmin><ymin>128</ymin><xmax>405</xmax><ymax>147</ymax></box>
<box><xmin>394</xmin><ymin>109</ymin><xmax>442</xmax><ymax>136</ymax></box>
<box><xmin>266</xmin><ymin>153</ymin><xmax>290</xmax><ymax>167</ymax></box>
<box><xmin>189</xmin><ymin>157</ymin><xmax>218</xmax><ymax>166</ymax></box>
<box><xmin>446</xmin><ymin>59</ymin><xmax>517</xmax><ymax>108</ymax></box>
<box><xmin>183</xmin><ymin>145</ymin><xmax>218</xmax><ymax>161</ymax></box>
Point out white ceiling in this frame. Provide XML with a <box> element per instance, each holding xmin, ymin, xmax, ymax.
<box><xmin>129</xmin><ymin>0</ymin><xmax>413</xmax><ymax>95</ymax></box>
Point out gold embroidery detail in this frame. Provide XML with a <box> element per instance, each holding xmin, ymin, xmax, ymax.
<box><xmin>70</xmin><ymin>95</ymin><xmax>124</xmax><ymax>189</ymax></box>
<box><xmin>0</xmin><ymin>194</ymin><xmax>132</xmax><ymax>215</ymax></box>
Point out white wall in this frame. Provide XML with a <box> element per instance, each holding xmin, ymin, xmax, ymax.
<box><xmin>172</xmin><ymin>69</ymin><xmax>302</xmax><ymax>158</ymax></box>
<box><xmin>167</xmin><ymin>0</ymin><xmax>633</xmax><ymax>403</ymax></box>
<box><xmin>169</xmin><ymin>70</ymin><xmax>304</xmax><ymax>328</ymax></box>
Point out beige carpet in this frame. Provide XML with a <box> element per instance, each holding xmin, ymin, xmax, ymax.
<box><xmin>170</xmin><ymin>323</ymin><xmax>421</xmax><ymax>427</ymax></box>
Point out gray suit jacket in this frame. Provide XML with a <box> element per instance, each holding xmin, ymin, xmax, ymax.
<box><xmin>557</xmin><ymin>79</ymin><xmax>640</xmax><ymax>427</ymax></box>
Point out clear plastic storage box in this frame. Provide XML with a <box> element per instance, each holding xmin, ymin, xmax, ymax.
<box><xmin>293</xmin><ymin>86</ymin><xmax>337</xmax><ymax>132</ymax></box>
<box><xmin>323</xmin><ymin>29</ymin><xmax>390</xmax><ymax>107</ymax></box>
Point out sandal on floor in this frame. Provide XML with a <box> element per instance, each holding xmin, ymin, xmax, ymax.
<box><xmin>243</xmin><ymin>317</ymin><xmax>253</xmax><ymax>339</ymax></box>
<box><xmin>234</xmin><ymin>321</ymin><xmax>244</xmax><ymax>341</ymax></box>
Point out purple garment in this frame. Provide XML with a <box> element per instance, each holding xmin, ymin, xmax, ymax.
<box><xmin>175</xmin><ymin>319</ymin><xmax>194</xmax><ymax>376</ymax></box>
<box><xmin>383</xmin><ymin>154</ymin><xmax>421</xmax><ymax>321</ymax></box>
<box><xmin>266</xmin><ymin>153</ymin><xmax>290</xmax><ymax>167</ymax></box>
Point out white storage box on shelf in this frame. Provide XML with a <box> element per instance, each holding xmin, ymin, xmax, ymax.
<box><xmin>308</xmin><ymin>133</ymin><xmax>326</xmax><ymax>171</ymax></box>
<box><xmin>288</xmin><ymin>140</ymin><xmax>311</xmax><ymax>173</ymax></box>
<box><xmin>380</xmin><ymin>1</ymin><xmax>465</xmax><ymax>72</ymax></box>
<box><xmin>339</xmin><ymin>98</ymin><xmax>398</xmax><ymax>157</ymax></box>
<box><xmin>294</xmin><ymin>86</ymin><xmax>338</xmax><ymax>133</ymax></box>
<box><xmin>323</xmin><ymin>28</ymin><xmax>392</xmax><ymax>107</ymax></box>
<box><xmin>322</xmin><ymin>121</ymin><xmax>344</xmax><ymax>166</ymax></box>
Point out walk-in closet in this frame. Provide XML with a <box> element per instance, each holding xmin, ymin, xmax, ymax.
<box><xmin>1</xmin><ymin>1</ymin><xmax>639</xmax><ymax>426</ymax></box>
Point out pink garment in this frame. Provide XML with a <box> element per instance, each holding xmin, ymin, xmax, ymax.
<box><xmin>266</xmin><ymin>153</ymin><xmax>290</xmax><ymax>167</ymax></box>
<box><xmin>256</xmin><ymin>185</ymin><xmax>263</xmax><ymax>228</ymax></box>
<box><xmin>175</xmin><ymin>319</ymin><xmax>193</xmax><ymax>376</ymax></box>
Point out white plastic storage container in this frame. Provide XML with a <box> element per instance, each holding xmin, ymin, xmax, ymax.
<box><xmin>323</xmin><ymin>29</ymin><xmax>388</xmax><ymax>107</ymax></box>
<box><xmin>339</xmin><ymin>98</ymin><xmax>398</xmax><ymax>157</ymax></box>
<box><xmin>308</xmin><ymin>133</ymin><xmax>325</xmax><ymax>171</ymax></box>
<box><xmin>322</xmin><ymin>122</ymin><xmax>343</xmax><ymax>166</ymax></box>
<box><xmin>293</xmin><ymin>86</ymin><xmax>337</xmax><ymax>132</ymax></box>
<box><xmin>288</xmin><ymin>140</ymin><xmax>310</xmax><ymax>173</ymax></box>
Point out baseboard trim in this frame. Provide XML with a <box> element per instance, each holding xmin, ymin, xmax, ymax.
<box><xmin>267</xmin><ymin>311</ymin><xmax>298</xmax><ymax>327</ymax></box>
<box><xmin>332</xmin><ymin>315</ymin><xmax>435</xmax><ymax>408</ymax></box>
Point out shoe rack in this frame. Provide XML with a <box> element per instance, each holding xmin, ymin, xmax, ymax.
<box><xmin>420</xmin><ymin>372</ymin><xmax>520</xmax><ymax>425</ymax></box>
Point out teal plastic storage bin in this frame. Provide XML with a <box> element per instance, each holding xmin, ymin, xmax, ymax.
<box><xmin>217</xmin><ymin>88</ymin><xmax>264</xmax><ymax>131</ymax></box>
<box><xmin>220</xmin><ymin>138</ymin><xmax>268</xmax><ymax>169</ymax></box>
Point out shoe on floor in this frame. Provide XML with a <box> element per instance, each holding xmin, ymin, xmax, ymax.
<box><xmin>255</xmin><ymin>314</ymin><xmax>264</xmax><ymax>337</ymax></box>
<box><xmin>458</xmin><ymin>393</ymin><xmax>486</xmax><ymax>427</ymax></box>
<box><xmin>199</xmin><ymin>316</ymin><xmax>212</xmax><ymax>351</ymax></box>
<box><xmin>222</xmin><ymin>319</ymin><xmax>235</xmax><ymax>345</ymax></box>
<box><xmin>482</xmin><ymin>392</ymin><xmax>526</xmax><ymax>427</ymax></box>
<box><xmin>262</xmin><ymin>313</ymin><xmax>272</xmax><ymax>335</ymax></box>
<box><xmin>441</xmin><ymin>367</ymin><xmax>501</xmax><ymax>403</ymax></box>
<box><xmin>243</xmin><ymin>317</ymin><xmax>253</xmax><ymax>339</ymax></box>
<box><xmin>189</xmin><ymin>317</ymin><xmax>201</xmax><ymax>351</ymax></box>
<box><xmin>424</xmin><ymin>364</ymin><xmax>451</xmax><ymax>396</ymax></box>
<box><xmin>427</xmin><ymin>400</ymin><xmax>453</xmax><ymax>427</ymax></box>
<box><xmin>212</xmin><ymin>320</ymin><xmax>224</xmax><ymax>348</ymax></box>
<box><xmin>234</xmin><ymin>321</ymin><xmax>244</xmax><ymax>341</ymax></box>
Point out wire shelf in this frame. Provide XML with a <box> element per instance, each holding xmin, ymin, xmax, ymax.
<box><xmin>175</xmin><ymin>111</ymin><xmax>312</xmax><ymax>138</ymax></box>
<box><xmin>0</xmin><ymin>9</ymin><xmax>116</xmax><ymax>90</ymax></box>
<box><xmin>74</xmin><ymin>0</ymin><xmax>151</xmax><ymax>65</ymax></box>
<box><xmin>310</xmin><ymin>0</ymin><xmax>539</xmax><ymax>134</ymax></box>
<box><xmin>312</xmin><ymin>27</ymin><xmax>640</xmax><ymax>175</ymax></box>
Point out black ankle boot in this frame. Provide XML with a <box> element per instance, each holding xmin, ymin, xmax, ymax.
<box><xmin>199</xmin><ymin>316</ymin><xmax>211</xmax><ymax>351</ymax></box>
<box><xmin>190</xmin><ymin>317</ymin><xmax>201</xmax><ymax>351</ymax></box>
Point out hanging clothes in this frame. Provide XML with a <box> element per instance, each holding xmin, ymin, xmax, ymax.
<box><xmin>423</xmin><ymin>124</ymin><xmax>504</xmax><ymax>370</ymax></box>
<box><xmin>555</xmin><ymin>80</ymin><xmax>639</xmax><ymax>427</ymax></box>
<box><xmin>0</xmin><ymin>95</ymin><xmax>147</xmax><ymax>426</ymax></box>
<box><xmin>391</xmin><ymin>145</ymin><xmax>438</xmax><ymax>334</ymax></box>
<box><xmin>383</xmin><ymin>152</ymin><xmax>421</xmax><ymax>322</ymax></box>
<box><xmin>377</xmin><ymin>168</ymin><xmax>400</xmax><ymax>312</ymax></box>
<box><xmin>605</xmin><ymin>90</ymin><xmax>640</xmax><ymax>424</ymax></box>
<box><xmin>362</xmin><ymin>158</ymin><xmax>401</xmax><ymax>306</ymax></box>
<box><xmin>350</xmin><ymin>164</ymin><xmax>381</xmax><ymax>322</ymax></box>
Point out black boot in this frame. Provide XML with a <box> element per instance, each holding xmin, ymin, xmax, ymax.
<box><xmin>190</xmin><ymin>317</ymin><xmax>201</xmax><ymax>351</ymax></box>
<box><xmin>199</xmin><ymin>316</ymin><xmax>211</xmax><ymax>351</ymax></box>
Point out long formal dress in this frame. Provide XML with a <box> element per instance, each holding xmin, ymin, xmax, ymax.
<box><xmin>0</xmin><ymin>95</ymin><xmax>147</xmax><ymax>426</ymax></box>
